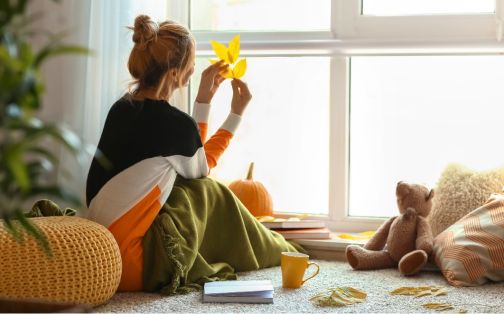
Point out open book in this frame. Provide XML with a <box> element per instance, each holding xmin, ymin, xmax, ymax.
<box><xmin>203</xmin><ymin>280</ymin><xmax>274</xmax><ymax>304</ymax></box>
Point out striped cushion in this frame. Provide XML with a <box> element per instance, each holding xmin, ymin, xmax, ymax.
<box><xmin>433</xmin><ymin>193</ymin><xmax>504</xmax><ymax>286</ymax></box>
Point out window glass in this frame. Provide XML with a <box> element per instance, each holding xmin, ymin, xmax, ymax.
<box><xmin>362</xmin><ymin>0</ymin><xmax>495</xmax><ymax>16</ymax></box>
<box><xmin>349</xmin><ymin>56</ymin><xmax>504</xmax><ymax>217</ymax></box>
<box><xmin>190</xmin><ymin>57</ymin><xmax>330</xmax><ymax>214</ymax></box>
<box><xmin>190</xmin><ymin>0</ymin><xmax>331</xmax><ymax>31</ymax></box>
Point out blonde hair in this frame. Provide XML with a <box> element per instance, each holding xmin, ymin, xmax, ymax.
<box><xmin>127</xmin><ymin>15</ymin><xmax>194</xmax><ymax>93</ymax></box>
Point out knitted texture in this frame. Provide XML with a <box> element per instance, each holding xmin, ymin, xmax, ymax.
<box><xmin>429</xmin><ymin>163</ymin><xmax>504</xmax><ymax>237</ymax></box>
<box><xmin>0</xmin><ymin>216</ymin><xmax>122</xmax><ymax>306</ymax></box>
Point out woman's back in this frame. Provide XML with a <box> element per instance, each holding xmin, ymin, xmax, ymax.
<box><xmin>86</xmin><ymin>95</ymin><xmax>202</xmax><ymax>208</ymax></box>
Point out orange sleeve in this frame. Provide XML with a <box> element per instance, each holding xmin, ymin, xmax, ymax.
<box><xmin>198</xmin><ymin>122</ymin><xmax>208</xmax><ymax>143</ymax></box>
<box><xmin>204</xmin><ymin>128</ymin><xmax>233</xmax><ymax>170</ymax></box>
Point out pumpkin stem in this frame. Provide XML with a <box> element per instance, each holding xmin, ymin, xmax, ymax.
<box><xmin>246</xmin><ymin>162</ymin><xmax>254</xmax><ymax>180</ymax></box>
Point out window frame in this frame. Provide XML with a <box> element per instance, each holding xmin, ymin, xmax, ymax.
<box><xmin>185</xmin><ymin>0</ymin><xmax>504</xmax><ymax>232</ymax></box>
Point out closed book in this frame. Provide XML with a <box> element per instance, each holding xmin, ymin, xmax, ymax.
<box><xmin>203</xmin><ymin>280</ymin><xmax>274</xmax><ymax>304</ymax></box>
<box><xmin>261</xmin><ymin>219</ymin><xmax>326</xmax><ymax>229</ymax></box>
<box><xmin>273</xmin><ymin>227</ymin><xmax>331</xmax><ymax>239</ymax></box>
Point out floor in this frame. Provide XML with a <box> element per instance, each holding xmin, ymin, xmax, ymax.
<box><xmin>94</xmin><ymin>260</ymin><xmax>504</xmax><ymax>313</ymax></box>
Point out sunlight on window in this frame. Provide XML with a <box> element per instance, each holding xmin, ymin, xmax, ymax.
<box><xmin>349</xmin><ymin>56</ymin><xmax>504</xmax><ymax>218</ymax></box>
<box><xmin>362</xmin><ymin>0</ymin><xmax>495</xmax><ymax>16</ymax></box>
<box><xmin>130</xmin><ymin>0</ymin><xmax>168</xmax><ymax>22</ymax></box>
<box><xmin>190</xmin><ymin>0</ymin><xmax>330</xmax><ymax>31</ymax></box>
<box><xmin>191</xmin><ymin>57</ymin><xmax>330</xmax><ymax>215</ymax></box>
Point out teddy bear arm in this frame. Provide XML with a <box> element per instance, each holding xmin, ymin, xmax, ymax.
<box><xmin>364</xmin><ymin>216</ymin><xmax>396</xmax><ymax>250</ymax></box>
<box><xmin>415</xmin><ymin>216</ymin><xmax>433</xmax><ymax>254</ymax></box>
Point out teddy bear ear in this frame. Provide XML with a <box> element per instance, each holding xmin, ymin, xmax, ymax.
<box><xmin>426</xmin><ymin>189</ymin><xmax>435</xmax><ymax>201</ymax></box>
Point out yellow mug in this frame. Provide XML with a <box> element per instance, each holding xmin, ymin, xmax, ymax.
<box><xmin>281</xmin><ymin>252</ymin><xmax>320</xmax><ymax>289</ymax></box>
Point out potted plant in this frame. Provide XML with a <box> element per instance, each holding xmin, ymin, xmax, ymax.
<box><xmin>0</xmin><ymin>0</ymin><xmax>89</xmax><ymax>249</ymax></box>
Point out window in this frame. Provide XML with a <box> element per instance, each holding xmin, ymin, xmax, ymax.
<box><xmin>186</xmin><ymin>0</ymin><xmax>504</xmax><ymax>231</ymax></box>
<box><xmin>190</xmin><ymin>0</ymin><xmax>331</xmax><ymax>31</ymax></box>
<box><xmin>362</xmin><ymin>0</ymin><xmax>495</xmax><ymax>16</ymax></box>
<box><xmin>349</xmin><ymin>56</ymin><xmax>504</xmax><ymax>218</ymax></box>
<box><xmin>188</xmin><ymin>0</ymin><xmax>332</xmax><ymax>215</ymax></box>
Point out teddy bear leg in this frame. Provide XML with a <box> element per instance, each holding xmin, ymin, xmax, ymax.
<box><xmin>346</xmin><ymin>245</ymin><xmax>396</xmax><ymax>270</ymax></box>
<box><xmin>398</xmin><ymin>250</ymin><xmax>428</xmax><ymax>276</ymax></box>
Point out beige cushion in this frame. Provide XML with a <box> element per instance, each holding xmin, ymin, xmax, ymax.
<box><xmin>428</xmin><ymin>163</ymin><xmax>504</xmax><ymax>237</ymax></box>
<box><xmin>0</xmin><ymin>216</ymin><xmax>122</xmax><ymax>306</ymax></box>
<box><xmin>433</xmin><ymin>194</ymin><xmax>504</xmax><ymax>286</ymax></box>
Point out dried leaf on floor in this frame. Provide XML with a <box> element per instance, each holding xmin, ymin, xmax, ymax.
<box><xmin>310</xmin><ymin>287</ymin><xmax>367</xmax><ymax>307</ymax></box>
<box><xmin>390</xmin><ymin>286</ymin><xmax>448</xmax><ymax>298</ymax></box>
<box><xmin>422</xmin><ymin>303</ymin><xmax>454</xmax><ymax>311</ymax></box>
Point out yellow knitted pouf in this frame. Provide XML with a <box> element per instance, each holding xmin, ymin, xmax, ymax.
<box><xmin>0</xmin><ymin>216</ymin><xmax>122</xmax><ymax>306</ymax></box>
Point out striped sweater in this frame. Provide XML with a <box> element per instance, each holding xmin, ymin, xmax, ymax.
<box><xmin>85</xmin><ymin>95</ymin><xmax>240</xmax><ymax>291</ymax></box>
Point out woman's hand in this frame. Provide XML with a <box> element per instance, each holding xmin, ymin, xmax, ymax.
<box><xmin>231</xmin><ymin>79</ymin><xmax>252</xmax><ymax>116</ymax></box>
<box><xmin>195</xmin><ymin>60</ymin><xmax>228</xmax><ymax>104</ymax></box>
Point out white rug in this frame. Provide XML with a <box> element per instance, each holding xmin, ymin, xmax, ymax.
<box><xmin>94</xmin><ymin>260</ymin><xmax>504</xmax><ymax>313</ymax></box>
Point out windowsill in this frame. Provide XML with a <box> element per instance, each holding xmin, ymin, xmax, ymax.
<box><xmin>288</xmin><ymin>232</ymin><xmax>369</xmax><ymax>262</ymax></box>
<box><xmin>292</xmin><ymin>232</ymin><xmax>367</xmax><ymax>252</ymax></box>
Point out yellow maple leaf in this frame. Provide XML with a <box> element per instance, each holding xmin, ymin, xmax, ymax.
<box><xmin>209</xmin><ymin>35</ymin><xmax>247</xmax><ymax>79</ymax></box>
<box><xmin>232</xmin><ymin>59</ymin><xmax>247</xmax><ymax>79</ymax></box>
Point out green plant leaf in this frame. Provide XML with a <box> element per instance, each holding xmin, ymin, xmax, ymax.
<box><xmin>14</xmin><ymin>210</ymin><xmax>51</xmax><ymax>256</ymax></box>
<box><xmin>2</xmin><ymin>215</ymin><xmax>24</xmax><ymax>242</ymax></box>
<box><xmin>5</xmin><ymin>145</ymin><xmax>30</xmax><ymax>192</ymax></box>
<box><xmin>26</xmin><ymin>146</ymin><xmax>59</xmax><ymax>165</ymax></box>
<box><xmin>34</xmin><ymin>45</ymin><xmax>90</xmax><ymax>68</ymax></box>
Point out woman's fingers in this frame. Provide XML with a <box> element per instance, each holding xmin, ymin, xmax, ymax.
<box><xmin>206</xmin><ymin>60</ymin><xmax>228</xmax><ymax>75</ymax></box>
<box><xmin>232</xmin><ymin>79</ymin><xmax>251</xmax><ymax>98</ymax></box>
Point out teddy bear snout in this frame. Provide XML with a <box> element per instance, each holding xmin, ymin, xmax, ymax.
<box><xmin>403</xmin><ymin>207</ymin><xmax>417</xmax><ymax>220</ymax></box>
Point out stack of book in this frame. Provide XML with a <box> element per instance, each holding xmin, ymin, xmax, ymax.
<box><xmin>261</xmin><ymin>219</ymin><xmax>331</xmax><ymax>240</ymax></box>
<box><xmin>203</xmin><ymin>280</ymin><xmax>274</xmax><ymax>304</ymax></box>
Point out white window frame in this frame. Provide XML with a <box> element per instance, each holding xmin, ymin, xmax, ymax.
<box><xmin>183</xmin><ymin>0</ymin><xmax>504</xmax><ymax>232</ymax></box>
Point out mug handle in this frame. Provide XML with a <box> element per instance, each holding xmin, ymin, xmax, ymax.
<box><xmin>301</xmin><ymin>262</ymin><xmax>320</xmax><ymax>285</ymax></box>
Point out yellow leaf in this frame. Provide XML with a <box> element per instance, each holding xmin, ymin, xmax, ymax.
<box><xmin>432</xmin><ymin>288</ymin><xmax>448</xmax><ymax>296</ymax></box>
<box><xmin>257</xmin><ymin>216</ymin><xmax>275</xmax><ymax>222</ymax></box>
<box><xmin>209</xmin><ymin>59</ymin><xmax>219</xmax><ymax>64</ymax></box>
<box><xmin>295</xmin><ymin>214</ymin><xmax>309</xmax><ymax>220</ymax></box>
<box><xmin>422</xmin><ymin>303</ymin><xmax>454</xmax><ymax>311</ymax></box>
<box><xmin>221</xmin><ymin>67</ymin><xmax>234</xmax><ymax>79</ymax></box>
<box><xmin>390</xmin><ymin>286</ymin><xmax>445</xmax><ymax>296</ymax></box>
<box><xmin>232</xmin><ymin>58</ymin><xmax>247</xmax><ymax>79</ymax></box>
<box><xmin>359</xmin><ymin>231</ymin><xmax>376</xmax><ymax>237</ymax></box>
<box><xmin>338</xmin><ymin>231</ymin><xmax>376</xmax><ymax>241</ymax></box>
<box><xmin>210</xmin><ymin>40</ymin><xmax>230</xmax><ymax>63</ymax></box>
<box><xmin>228</xmin><ymin>35</ymin><xmax>240</xmax><ymax>64</ymax></box>
<box><xmin>458</xmin><ymin>309</ymin><xmax>468</xmax><ymax>314</ymax></box>
<box><xmin>414</xmin><ymin>290</ymin><xmax>432</xmax><ymax>298</ymax></box>
<box><xmin>286</xmin><ymin>217</ymin><xmax>301</xmax><ymax>221</ymax></box>
<box><xmin>345</xmin><ymin>287</ymin><xmax>367</xmax><ymax>300</ymax></box>
<box><xmin>310</xmin><ymin>287</ymin><xmax>367</xmax><ymax>307</ymax></box>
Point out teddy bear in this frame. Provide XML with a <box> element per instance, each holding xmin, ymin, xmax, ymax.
<box><xmin>346</xmin><ymin>181</ymin><xmax>434</xmax><ymax>276</ymax></box>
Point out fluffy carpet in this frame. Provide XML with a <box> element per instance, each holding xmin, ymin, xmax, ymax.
<box><xmin>94</xmin><ymin>260</ymin><xmax>504</xmax><ymax>313</ymax></box>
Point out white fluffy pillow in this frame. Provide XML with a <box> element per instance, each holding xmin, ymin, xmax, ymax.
<box><xmin>429</xmin><ymin>163</ymin><xmax>504</xmax><ymax>237</ymax></box>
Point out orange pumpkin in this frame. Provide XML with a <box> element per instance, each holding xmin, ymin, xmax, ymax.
<box><xmin>228</xmin><ymin>162</ymin><xmax>273</xmax><ymax>217</ymax></box>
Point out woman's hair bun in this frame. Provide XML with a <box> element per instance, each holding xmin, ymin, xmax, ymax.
<box><xmin>131</xmin><ymin>15</ymin><xmax>158</xmax><ymax>47</ymax></box>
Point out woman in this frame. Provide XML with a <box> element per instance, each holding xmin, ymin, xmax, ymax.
<box><xmin>86</xmin><ymin>15</ymin><xmax>300</xmax><ymax>294</ymax></box>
